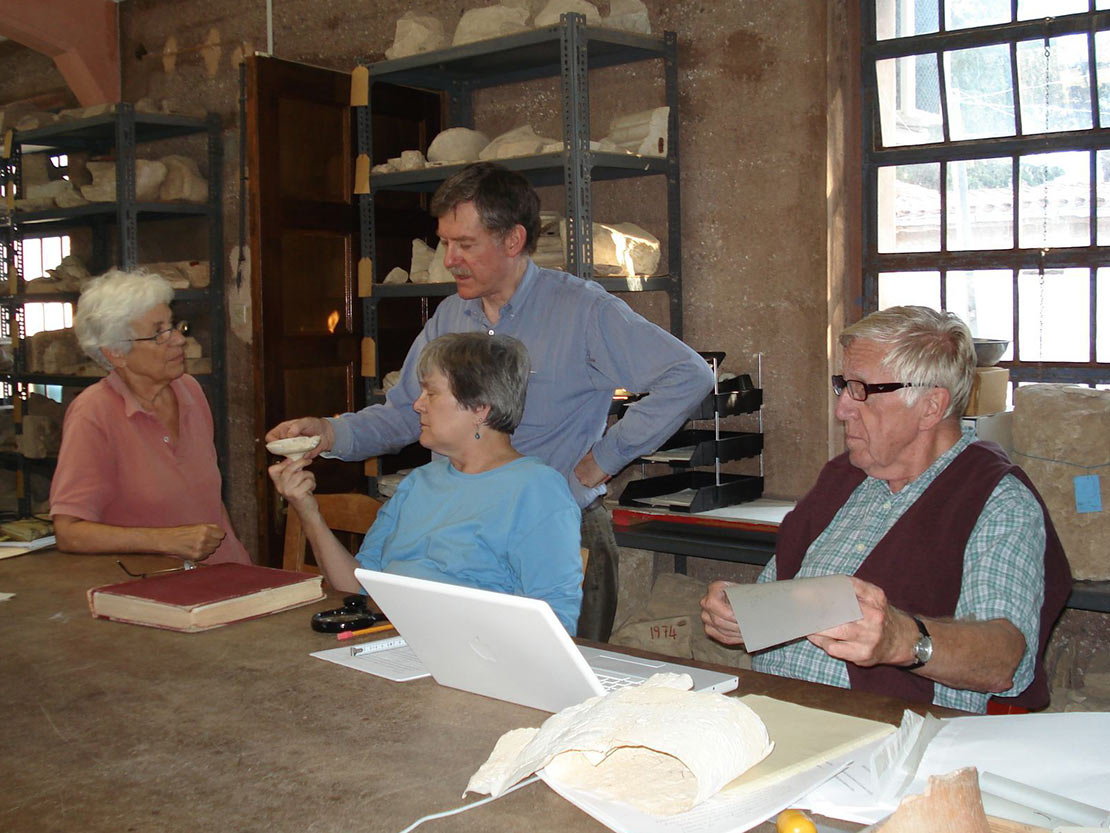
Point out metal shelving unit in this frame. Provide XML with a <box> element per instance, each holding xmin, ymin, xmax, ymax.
<box><xmin>0</xmin><ymin>104</ymin><xmax>226</xmax><ymax>516</ymax></box>
<box><xmin>355</xmin><ymin>13</ymin><xmax>683</xmax><ymax>402</ymax></box>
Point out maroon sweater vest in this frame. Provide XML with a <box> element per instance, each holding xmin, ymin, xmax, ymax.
<box><xmin>774</xmin><ymin>441</ymin><xmax>1070</xmax><ymax>710</ymax></box>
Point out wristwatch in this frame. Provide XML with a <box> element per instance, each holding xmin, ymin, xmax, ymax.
<box><xmin>906</xmin><ymin>616</ymin><xmax>932</xmax><ymax>670</ymax></box>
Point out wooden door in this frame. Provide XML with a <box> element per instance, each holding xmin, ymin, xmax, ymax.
<box><xmin>247</xmin><ymin>56</ymin><xmax>364</xmax><ymax>568</ymax></box>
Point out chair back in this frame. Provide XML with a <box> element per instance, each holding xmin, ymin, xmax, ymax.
<box><xmin>282</xmin><ymin>492</ymin><xmax>381</xmax><ymax>574</ymax></box>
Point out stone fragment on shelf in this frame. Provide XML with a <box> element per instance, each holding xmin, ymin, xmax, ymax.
<box><xmin>16</xmin><ymin>395</ymin><xmax>65</xmax><ymax>460</ymax></box>
<box><xmin>20</xmin><ymin>154</ymin><xmax>51</xmax><ymax>188</ymax></box>
<box><xmin>371</xmin><ymin>161</ymin><xmax>396</xmax><ymax>175</ymax></box>
<box><xmin>385</xmin><ymin>11</ymin><xmax>446</xmax><ymax>60</ymax></box>
<box><xmin>159</xmin><ymin>155</ymin><xmax>208</xmax><ymax>203</ymax></box>
<box><xmin>539</xmin><ymin>210</ymin><xmax>561</xmax><ymax>236</ymax></box>
<box><xmin>183</xmin><ymin>336</ymin><xmax>203</xmax><ymax>359</ymax></box>
<box><xmin>57</xmin><ymin>103</ymin><xmax>116</xmax><ymax>121</ymax></box>
<box><xmin>429</xmin><ymin>241</ymin><xmax>452</xmax><ymax>283</ymax></box>
<box><xmin>82</xmin><ymin>159</ymin><xmax>168</xmax><ymax>202</ymax></box>
<box><xmin>53</xmin><ymin>182</ymin><xmax>89</xmax><ymax>208</ymax></box>
<box><xmin>452</xmin><ymin>4</ymin><xmax>529</xmax><ymax>46</ymax></box>
<box><xmin>398</xmin><ymin>150</ymin><xmax>426</xmax><ymax>171</ymax></box>
<box><xmin>382</xmin><ymin>370</ymin><xmax>402</xmax><ymax>392</ymax></box>
<box><xmin>534</xmin><ymin>0</ymin><xmax>600</xmax><ymax>27</ymax></box>
<box><xmin>47</xmin><ymin>255</ymin><xmax>90</xmax><ymax>285</ymax></box>
<box><xmin>141</xmin><ymin>260</ymin><xmax>210</xmax><ymax>289</ymax></box>
<box><xmin>603</xmin><ymin>106</ymin><xmax>670</xmax><ymax>157</ymax></box>
<box><xmin>27</xmin><ymin>329</ymin><xmax>81</xmax><ymax>374</ymax></box>
<box><xmin>383</xmin><ymin>266</ymin><xmax>409</xmax><ymax>285</ymax></box>
<box><xmin>532</xmin><ymin>236</ymin><xmax>565</xmax><ymax>270</ymax></box>
<box><xmin>605</xmin><ymin>0</ymin><xmax>651</xmax><ymax>33</ymax></box>
<box><xmin>479</xmin><ymin>125</ymin><xmax>559</xmax><ymax>160</ymax></box>
<box><xmin>15</xmin><ymin>111</ymin><xmax>58</xmax><ymax>131</ymax></box>
<box><xmin>427</xmin><ymin>127</ymin><xmax>490</xmax><ymax>164</ymax></box>
<box><xmin>561</xmin><ymin>220</ymin><xmax>660</xmax><ymax>276</ymax></box>
<box><xmin>410</xmin><ymin>238</ymin><xmax>435</xmax><ymax>283</ymax></box>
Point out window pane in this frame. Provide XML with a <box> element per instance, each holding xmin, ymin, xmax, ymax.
<box><xmin>1019</xmin><ymin>0</ymin><xmax>1089</xmax><ymax>16</ymax></box>
<box><xmin>1098</xmin><ymin>267</ymin><xmax>1110</xmax><ymax>362</ymax></box>
<box><xmin>23</xmin><ymin>239</ymin><xmax>42</xmax><ymax>281</ymax></box>
<box><xmin>1097</xmin><ymin>31</ymin><xmax>1110</xmax><ymax>128</ymax></box>
<box><xmin>878</xmin><ymin>271</ymin><xmax>941</xmax><ymax>309</ymax></box>
<box><xmin>944</xmin><ymin>45</ymin><xmax>1016</xmax><ymax>139</ymax></box>
<box><xmin>946</xmin><ymin>269</ymin><xmax>1015</xmax><ymax>361</ymax></box>
<box><xmin>1018</xmin><ymin>267</ymin><xmax>1090</xmax><ymax>361</ymax></box>
<box><xmin>1017</xmin><ymin>34</ymin><xmax>1092</xmax><ymax>135</ymax></box>
<box><xmin>876</xmin><ymin>0</ymin><xmax>939</xmax><ymax>40</ymax></box>
<box><xmin>1097</xmin><ymin>150</ymin><xmax>1110</xmax><ymax>244</ymax></box>
<box><xmin>946</xmin><ymin>0</ymin><xmax>1010</xmax><ymax>30</ymax></box>
<box><xmin>1018</xmin><ymin>150</ymin><xmax>1090</xmax><ymax>248</ymax></box>
<box><xmin>877</xmin><ymin>55</ymin><xmax>943</xmax><ymax>146</ymax></box>
<box><xmin>946</xmin><ymin>158</ymin><xmax>1014</xmax><ymax>250</ymax></box>
<box><xmin>877</xmin><ymin>163</ymin><xmax>941</xmax><ymax>252</ymax></box>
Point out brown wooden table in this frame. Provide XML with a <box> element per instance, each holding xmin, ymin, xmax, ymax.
<box><xmin>0</xmin><ymin>552</ymin><xmax>955</xmax><ymax>833</ymax></box>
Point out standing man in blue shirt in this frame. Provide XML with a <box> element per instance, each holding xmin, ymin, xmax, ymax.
<box><xmin>268</xmin><ymin>162</ymin><xmax>714</xmax><ymax>640</ymax></box>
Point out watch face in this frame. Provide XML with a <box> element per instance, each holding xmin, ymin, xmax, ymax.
<box><xmin>914</xmin><ymin>636</ymin><xmax>933</xmax><ymax>664</ymax></box>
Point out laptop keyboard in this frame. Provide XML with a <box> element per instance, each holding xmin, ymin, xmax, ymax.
<box><xmin>595</xmin><ymin>672</ymin><xmax>644</xmax><ymax>692</ymax></box>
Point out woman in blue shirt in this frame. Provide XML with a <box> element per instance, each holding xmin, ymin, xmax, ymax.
<box><xmin>269</xmin><ymin>333</ymin><xmax>583</xmax><ymax>633</ymax></box>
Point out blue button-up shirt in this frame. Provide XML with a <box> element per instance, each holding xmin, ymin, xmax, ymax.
<box><xmin>328</xmin><ymin>260</ymin><xmax>715</xmax><ymax>507</ymax></box>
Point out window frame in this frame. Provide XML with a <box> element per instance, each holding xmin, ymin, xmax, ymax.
<box><xmin>862</xmin><ymin>4</ymin><xmax>1110</xmax><ymax>385</ymax></box>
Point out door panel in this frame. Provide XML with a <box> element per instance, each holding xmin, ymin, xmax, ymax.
<box><xmin>247</xmin><ymin>56</ymin><xmax>363</xmax><ymax>567</ymax></box>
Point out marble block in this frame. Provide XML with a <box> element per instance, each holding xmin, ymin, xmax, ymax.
<box><xmin>398</xmin><ymin>150</ymin><xmax>426</xmax><ymax>171</ymax></box>
<box><xmin>410</xmin><ymin>238</ymin><xmax>435</xmax><ymax>283</ymax></box>
<box><xmin>452</xmin><ymin>5</ymin><xmax>529</xmax><ymax>46</ymax></box>
<box><xmin>478</xmin><ymin>125</ymin><xmax>559</xmax><ymax>160</ymax></box>
<box><xmin>429</xmin><ymin>241</ymin><xmax>453</xmax><ymax>283</ymax></box>
<box><xmin>385</xmin><ymin>11</ymin><xmax>446</xmax><ymax>60</ymax></box>
<box><xmin>141</xmin><ymin>260</ymin><xmax>210</xmax><ymax>289</ymax></box>
<box><xmin>159</xmin><ymin>155</ymin><xmax>208</xmax><ymax>203</ymax></box>
<box><xmin>560</xmin><ymin>220</ymin><xmax>660</xmax><ymax>276</ymax></box>
<box><xmin>383</xmin><ymin>266</ymin><xmax>409</xmax><ymax>285</ymax></box>
<box><xmin>1012</xmin><ymin>384</ymin><xmax>1110</xmax><ymax>580</ymax></box>
<box><xmin>533</xmin><ymin>0</ymin><xmax>600</xmax><ymax>27</ymax></box>
<box><xmin>604</xmin><ymin>106</ymin><xmax>670</xmax><ymax>157</ymax></box>
<box><xmin>427</xmin><ymin>128</ymin><xmax>490</xmax><ymax>164</ymax></box>
<box><xmin>605</xmin><ymin>0</ymin><xmax>651</xmax><ymax>33</ymax></box>
<box><xmin>82</xmin><ymin>159</ymin><xmax>167</xmax><ymax>202</ymax></box>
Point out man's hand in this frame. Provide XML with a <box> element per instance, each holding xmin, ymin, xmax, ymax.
<box><xmin>265</xmin><ymin>417</ymin><xmax>335</xmax><ymax>459</ymax></box>
<box><xmin>268</xmin><ymin>457</ymin><xmax>319</xmax><ymax>516</ymax></box>
<box><xmin>700</xmin><ymin>580</ymin><xmax>744</xmax><ymax>645</ymax></box>
<box><xmin>573</xmin><ymin>450</ymin><xmax>612</xmax><ymax>488</ymax></box>
<box><xmin>806</xmin><ymin>576</ymin><xmax>917</xmax><ymax>667</ymax></box>
<box><xmin>164</xmin><ymin>524</ymin><xmax>226</xmax><ymax>562</ymax></box>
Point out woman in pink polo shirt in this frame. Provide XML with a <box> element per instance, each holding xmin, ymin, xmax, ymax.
<box><xmin>50</xmin><ymin>270</ymin><xmax>250</xmax><ymax>564</ymax></box>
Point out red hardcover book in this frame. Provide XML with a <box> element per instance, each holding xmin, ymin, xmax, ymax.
<box><xmin>87</xmin><ymin>563</ymin><xmax>325</xmax><ymax>632</ymax></box>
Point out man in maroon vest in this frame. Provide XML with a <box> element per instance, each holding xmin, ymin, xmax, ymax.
<box><xmin>700</xmin><ymin>306</ymin><xmax>1070</xmax><ymax>712</ymax></box>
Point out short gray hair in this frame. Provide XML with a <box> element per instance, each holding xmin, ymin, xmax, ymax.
<box><xmin>840</xmin><ymin>305</ymin><xmax>975</xmax><ymax>418</ymax></box>
<box><xmin>417</xmin><ymin>333</ymin><xmax>530</xmax><ymax>434</ymax></box>
<box><xmin>75</xmin><ymin>269</ymin><xmax>174</xmax><ymax>370</ymax></box>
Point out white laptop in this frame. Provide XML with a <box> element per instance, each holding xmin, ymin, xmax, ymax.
<box><xmin>353</xmin><ymin>568</ymin><xmax>738</xmax><ymax>713</ymax></box>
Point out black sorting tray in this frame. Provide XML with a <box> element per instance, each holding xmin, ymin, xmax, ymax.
<box><xmin>639</xmin><ymin>429</ymin><xmax>763</xmax><ymax>467</ymax></box>
<box><xmin>690</xmin><ymin>373</ymin><xmax>762</xmax><ymax>419</ymax></box>
<box><xmin>619</xmin><ymin>471</ymin><xmax>764</xmax><ymax>513</ymax></box>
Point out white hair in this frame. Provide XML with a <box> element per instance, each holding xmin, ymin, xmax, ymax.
<box><xmin>74</xmin><ymin>270</ymin><xmax>174</xmax><ymax>370</ymax></box>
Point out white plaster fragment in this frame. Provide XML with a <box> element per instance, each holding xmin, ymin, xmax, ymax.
<box><xmin>605</xmin><ymin>0</ymin><xmax>652</xmax><ymax>34</ymax></box>
<box><xmin>534</xmin><ymin>0</ymin><xmax>601</xmax><ymax>27</ymax></box>
<box><xmin>386</xmin><ymin>12</ymin><xmax>446</xmax><ymax>60</ymax></box>
<box><xmin>427</xmin><ymin>128</ymin><xmax>490</xmax><ymax>164</ymax></box>
<box><xmin>452</xmin><ymin>5</ymin><xmax>529</xmax><ymax>46</ymax></box>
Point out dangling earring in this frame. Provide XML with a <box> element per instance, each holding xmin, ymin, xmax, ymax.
<box><xmin>474</xmin><ymin>425</ymin><xmax>482</xmax><ymax>440</ymax></box>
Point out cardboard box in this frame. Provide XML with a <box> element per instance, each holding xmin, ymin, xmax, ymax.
<box><xmin>965</xmin><ymin>367</ymin><xmax>1009</xmax><ymax>416</ymax></box>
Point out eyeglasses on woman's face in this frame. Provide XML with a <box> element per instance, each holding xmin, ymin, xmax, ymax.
<box><xmin>129</xmin><ymin>320</ymin><xmax>190</xmax><ymax>345</ymax></box>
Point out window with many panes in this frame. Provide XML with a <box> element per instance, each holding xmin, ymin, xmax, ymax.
<box><xmin>863</xmin><ymin>0</ymin><xmax>1110</xmax><ymax>389</ymax></box>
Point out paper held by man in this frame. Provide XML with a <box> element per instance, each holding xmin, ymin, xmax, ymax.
<box><xmin>725</xmin><ymin>575</ymin><xmax>863</xmax><ymax>653</ymax></box>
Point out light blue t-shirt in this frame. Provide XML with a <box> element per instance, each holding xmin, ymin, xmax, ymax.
<box><xmin>355</xmin><ymin>456</ymin><xmax>583</xmax><ymax>633</ymax></box>
<box><xmin>328</xmin><ymin>260</ymin><xmax>715</xmax><ymax>507</ymax></box>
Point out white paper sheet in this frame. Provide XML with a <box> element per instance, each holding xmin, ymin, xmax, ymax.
<box><xmin>311</xmin><ymin>641</ymin><xmax>430</xmax><ymax>682</ymax></box>
<box><xmin>725</xmin><ymin>576</ymin><xmax>861</xmax><ymax>653</ymax></box>
<box><xmin>0</xmin><ymin>535</ymin><xmax>56</xmax><ymax>559</ymax></box>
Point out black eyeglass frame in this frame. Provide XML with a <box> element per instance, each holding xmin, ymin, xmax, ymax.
<box><xmin>129</xmin><ymin>320</ymin><xmax>190</xmax><ymax>345</ymax></box>
<box><xmin>831</xmin><ymin>374</ymin><xmax>922</xmax><ymax>402</ymax></box>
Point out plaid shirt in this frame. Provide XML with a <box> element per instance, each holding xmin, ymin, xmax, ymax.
<box><xmin>752</xmin><ymin>428</ymin><xmax>1046</xmax><ymax>713</ymax></box>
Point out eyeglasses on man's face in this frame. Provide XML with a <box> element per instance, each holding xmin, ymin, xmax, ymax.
<box><xmin>130</xmin><ymin>320</ymin><xmax>190</xmax><ymax>345</ymax></box>
<box><xmin>831</xmin><ymin>374</ymin><xmax>922</xmax><ymax>402</ymax></box>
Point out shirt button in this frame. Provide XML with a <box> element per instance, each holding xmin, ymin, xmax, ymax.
<box><xmin>855</xmin><ymin>543</ymin><xmax>865</xmax><ymax>553</ymax></box>
<box><xmin>882</xmin><ymin>502</ymin><xmax>891</xmax><ymax>510</ymax></box>
<box><xmin>163</xmin><ymin>436</ymin><xmax>169</xmax><ymax>443</ymax></box>
<box><xmin>487</xmin><ymin>329</ymin><xmax>495</xmax><ymax>336</ymax></box>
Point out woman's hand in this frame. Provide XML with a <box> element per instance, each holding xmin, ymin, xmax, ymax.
<box><xmin>268</xmin><ymin>457</ymin><xmax>319</xmax><ymax>515</ymax></box>
<box><xmin>164</xmin><ymin>524</ymin><xmax>226</xmax><ymax>561</ymax></box>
